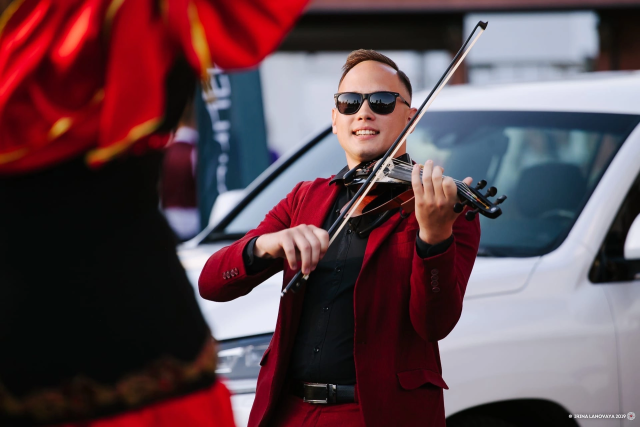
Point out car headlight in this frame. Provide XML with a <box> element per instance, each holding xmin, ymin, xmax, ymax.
<box><xmin>216</xmin><ymin>334</ymin><xmax>272</xmax><ymax>394</ymax></box>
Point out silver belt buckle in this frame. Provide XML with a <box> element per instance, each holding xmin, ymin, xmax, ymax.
<box><xmin>302</xmin><ymin>382</ymin><xmax>333</xmax><ymax>404</ymax></box>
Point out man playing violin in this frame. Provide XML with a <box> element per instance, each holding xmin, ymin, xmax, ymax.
<box><xmin>199</xmin><ymin>49</ymin><xmax>481</xmax><ymax>427</ymax></box>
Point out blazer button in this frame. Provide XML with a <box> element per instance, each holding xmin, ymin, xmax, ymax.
<box><xmin>432</xmin><ymin>286</ymin><xmax>440</xmax><ymax>293</ymax></box>
<box><xmin>431</xmin><ymin>269</ymin><xmax>439</xmax><ymax>276</ymax></box>
<box><xmin>431</xmin><ymin>279</ymin><xmax>439</xmax><ymax>286</ymax></box>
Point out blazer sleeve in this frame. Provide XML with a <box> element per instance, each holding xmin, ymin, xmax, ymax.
<box><xmin>198</xmin><ymin>181</ymin><xmax>305</xmax><ymax>302</ymax></box>
<box><xmin>408</xmin><ymin>210</ymin><xmax>481</xmax><ymax>342</ymax></box>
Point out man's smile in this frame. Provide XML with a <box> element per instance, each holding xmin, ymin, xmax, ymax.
<box><xmin>352</xmin><ymin>127</ymin><xmax>380</xmax><ymax>138</ymax></box>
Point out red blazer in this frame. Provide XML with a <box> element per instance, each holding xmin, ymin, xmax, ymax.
<box><xmin>199</xmin><ymin>176</ymin><xmax>481</xmax><ymax>427</ymax></box>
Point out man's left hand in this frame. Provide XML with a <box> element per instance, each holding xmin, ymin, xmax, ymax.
<box><xmin>411</xmin><ymin>160</ymin><xmax>473</xmax><ymax>245</ymax></box>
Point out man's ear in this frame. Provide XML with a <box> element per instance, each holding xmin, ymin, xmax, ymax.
<box><xmin>331</xmin><ymin>108</ymin><xmax>338</xmax><ymax>134</ymax></box>
<box><xmin>408</xmin><ymin>107</ymin><xmax>418</xmax><ymax>133</ymax></box>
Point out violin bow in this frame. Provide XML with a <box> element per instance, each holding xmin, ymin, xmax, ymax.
<box><xmin>281</xmin><ymin>21</ymin><xmax>488</xmax><ymax>297</ymax></box>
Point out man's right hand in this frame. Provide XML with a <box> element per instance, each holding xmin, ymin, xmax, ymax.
<box><xmin>254</xmin><ymin>225</ymin><xmax>330</xmax><ymax>275</ymax></box>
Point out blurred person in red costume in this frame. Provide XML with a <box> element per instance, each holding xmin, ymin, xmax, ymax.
<box><xmin>0</xmin><ymin>0</ymin><xmax>307</xmax><ymax>426</ymax></box>
<box><xmin>161</xmin><ymin>98</ymin><xmax>200</xmax><ymax>242</ymax></box>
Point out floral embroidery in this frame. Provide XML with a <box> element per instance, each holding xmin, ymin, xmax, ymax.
<box><xmin>0</xmin><ymin>338</ymin><xmax>216</xmax><ymax>424</ymax></box>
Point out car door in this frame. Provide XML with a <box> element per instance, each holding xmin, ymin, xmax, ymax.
<box><xmin>589</xmin><ymin>170</ymin><xmax>640</xmax><ymax>420</ymax></box>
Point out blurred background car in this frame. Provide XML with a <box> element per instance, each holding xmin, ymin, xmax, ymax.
<box><xmin>178</xmin><ymin>72</ymin><xmax>640</xmax><ymax>427</ymax></box>
<box><xmin>185</xmin><ymin>6</ymin><xmax>640</xmax><ymax>239</ymax></box>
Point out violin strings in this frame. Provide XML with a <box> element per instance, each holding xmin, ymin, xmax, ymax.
<box><xmin>389</xmin><ymin>159</ymin><xmax>474</xmax><ymax>191</ymax></box>
<box><xmin>389</xmin><ymin>158</ymin><xmax>471</xmax><ymax>188</ymax></box>
<box><xmin>387</xmin><ymin>158</ymin><xmax>480</xmax><ymax>203</ymax></box>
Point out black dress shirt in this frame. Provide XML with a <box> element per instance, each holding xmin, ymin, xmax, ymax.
<box><xmin>243</xmin><ymin>154</ymin><xmax>453</xmax><ymax>384</ymax></box>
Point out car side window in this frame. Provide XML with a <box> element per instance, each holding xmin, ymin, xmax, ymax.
<box><xmin>589</xmin><ymin>172</ymin><xmax>640</xmax><ymax>283</ymax></box>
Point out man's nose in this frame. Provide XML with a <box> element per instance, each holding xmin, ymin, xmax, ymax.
<box><xmin>356</xmin><ymin>100</ymin><xmax>375</xmax><ymax>120</ymax></box>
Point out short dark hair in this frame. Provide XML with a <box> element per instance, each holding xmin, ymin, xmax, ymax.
<box><xmin>339</xmin><ymin>49</ymin><xmax>412</xmax><ymax>101</ymax></box>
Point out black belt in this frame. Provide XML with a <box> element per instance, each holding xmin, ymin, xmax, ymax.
<box><xmin>290</xmin><ymin>381</ymin><xmax>357</xmax><ymax>404</ymax></box>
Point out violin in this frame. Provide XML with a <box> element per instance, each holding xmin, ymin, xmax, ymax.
<box><xmin>342</xmin><ymin>157</ymin><xmax>506</xmax><ymax>221</ymax></box>
<box><xmin>282</xmin><ymin>21</ymin><xmax>493</xmax><ymax>297</ymax></box>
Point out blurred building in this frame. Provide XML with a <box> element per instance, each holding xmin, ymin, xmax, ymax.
<box><xmin>259</xmin><ymin>0</ymin><xmax>640</xmax><ymax>156</ymax></box>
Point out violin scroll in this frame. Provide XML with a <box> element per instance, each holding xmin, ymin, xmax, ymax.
<box><xmin>456</xmin><ymin>179</ymin><xmax>506</xmax><ymax>220</ymax></box>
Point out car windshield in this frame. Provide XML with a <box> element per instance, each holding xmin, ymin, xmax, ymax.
<box><xmin>219</xmin><ymin>111</ymin><xmax>639</xmax><ymax>257</ymax></box>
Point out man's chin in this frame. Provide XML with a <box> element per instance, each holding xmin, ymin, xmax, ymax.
<box><xmin>352</xmin><ymin>151</ymin><xmax>387</xmax><ymax>164</ymax></box>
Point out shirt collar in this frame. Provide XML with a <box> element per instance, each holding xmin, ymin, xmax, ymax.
<box><xmin>329</xmin><ymin>152</ymin><xmax>413</xmax><ymax>185</ymax></box>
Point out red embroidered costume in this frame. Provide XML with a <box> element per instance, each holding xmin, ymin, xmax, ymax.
<box><xmin>0</xmin><ymin>0</ymin><xmax>307</xmax><ymax>425</ymax></box>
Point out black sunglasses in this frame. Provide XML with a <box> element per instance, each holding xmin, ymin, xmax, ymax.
<box><xmin>334</xmin><ymin>91</ymin><xmax>411</xmax><ymax>115</ymax></box>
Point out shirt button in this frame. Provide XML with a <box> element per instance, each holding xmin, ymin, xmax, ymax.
<box><xmin>336</xmin><ymin>268</ymin><xmax>341</xmax><ymax>273</ymax></box>
<box><xmin>314</xmin><ymin>346</ymin><xmax>320</xmax><ymax>353</ymax></box>
<box><xmin>347</xmin><ymin>229</ymin><xmax>352</xmax><ymax>234</ymax></box>
<box><xmin>323</xmin><ymin>307</ymin><xmax>329</xmax><ymax>312</ymax></box>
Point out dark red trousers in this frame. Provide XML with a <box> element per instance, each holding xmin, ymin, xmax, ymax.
<box><xmin>270</xmin><ymin>393</ymin><xmax>365</xmax><ymax>427</ymax></box>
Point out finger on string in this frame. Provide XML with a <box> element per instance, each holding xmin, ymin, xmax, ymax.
<box><xmin>411</xmin><ymin>163</ymin><xmax>424</xmax><ymax>204</ymax></box>
<box><xmin>422</xmin><ymin>160</ymin><xmax>435</xmax><ymax>199</ymax></box>
<box><xmin>432</xmin><ymin>164</ymin><xmax>445</xmax><ymax>205</ymax></box>
<box><xmin>442</xmin><ymin>175</ymin><xmax>458</xmax><ymax>201</ymax></box>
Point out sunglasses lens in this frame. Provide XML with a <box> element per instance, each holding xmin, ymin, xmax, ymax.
<box><xmin>368</xmin><ymin>92</ymin><xmax>397</xmax><ymax>114</ymax></box>
<box><xmin>336</xmin><ymin>93</ymin><xmax>363</xmax><ymax>115</ymax></box>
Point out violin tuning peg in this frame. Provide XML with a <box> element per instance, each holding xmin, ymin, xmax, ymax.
<box><xmin>484</xmin><ymin>186</ymin><xmax>497</xmax><ymax>198</ymax></box>
<box><xmin>475</xmin><ymin>180</ymin><xmax>487</xmax><ymax>190</ymax></box>
<box><xmin>465</xmin><ymin>208</ymin><xmax>479</xmax><ymax>221</ymax></box>
<box><xmin>496</xmin><ymin>195</ymin><xmax>507</xmax><ymax>205</ymax></box>
<box><xmin>453</xmin><ymin>202</ymin><xmax>465</xmax><ymax>213</ymax></box>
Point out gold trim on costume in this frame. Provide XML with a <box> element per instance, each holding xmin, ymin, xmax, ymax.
<box><xmin>0</xmin><ymin>147</ymin><xmax>28</xmax><ymax>165</ymax></box>
<box><xmin>188</xmin><ymin>1</ymin><xmax>212</xmax><ymax>79</ymax></box>
<box><xmin>91</xmin><ymin>88</ymin><xmax>105</xmax><ymax>103</ymax></box>
<box><xmin>0</xmin><ymin>338</ymin><xmax>216</xmax><ymax>423</ymax></box>
<box><xmin>160</xmin><ymin>0</ymin><xmax>169</xmax><ymax>22</ymax></box>
<box><xmin>0</xmin><ymin>0</ymin><xmax>26</xmax><ymax>40</ymax></box>
<box><xmin>103</xmin><ymin>0</ymin><xmax>125</xmax><ymax>39</ymax></box>
<box><xmin>85</xmin><ymin>117</ymin><xmax>161</xmax><ymax>166</ymax></box>
<box><xmin>48</xmin><ymin>117</ymin><xmax>73</xmax><ymax>141</ymax></box>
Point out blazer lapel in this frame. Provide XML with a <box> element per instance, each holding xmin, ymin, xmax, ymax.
<box><xmin>296</xmin><ymin>177</ymin><xmax>342</xmax><ymax>228</ymax></box>
<box><xmin>361</xmin><ymin>210</ymin><xmax>406</xmax><ymax>273</ymax></box>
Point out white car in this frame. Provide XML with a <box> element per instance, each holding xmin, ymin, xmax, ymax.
<box><xmin>179</xmin><ymin>72</ymin><xmax>640</xmax><ymax>427</ymax></box>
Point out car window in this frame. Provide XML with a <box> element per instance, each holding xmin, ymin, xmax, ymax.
<box><xmin>589</xmin><ymin>170</ymin><xmax>640</xmax><ymax>282</ymax></box>
<box><xmin>224</xmin><ymin>133</ymin><xmax>345</xmax><ymax>234</ymax></box>
<box><xmin>222</xmin><ymin>111</ymin><xmax>639</xmax><ymax>257</ymax></box>
<box><xmin>407</xmin><ymin>111</ymin><xmax>639</xmax><ymax>256</ymax></box>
